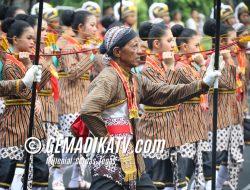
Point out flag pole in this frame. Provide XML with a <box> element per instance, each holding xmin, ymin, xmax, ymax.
<box><xmin>23</xmin><ymin>0</ymin><xmax>44</xmax><ymax>189</ymax></box>
<box><xmin>211</xmin><ymin>0</ymin><xmax>221</xmax><ymax>189</ymax></box>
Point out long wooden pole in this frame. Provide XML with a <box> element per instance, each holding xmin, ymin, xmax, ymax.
<box><xmin>23</xmin><ymin>0</ymin><xmax>44</xmax><ymax>189</ymax></box>
<box><xmin>211</xmin><ymin>0</ymin><xmax>221</xmax><ymax>189</ymax></box>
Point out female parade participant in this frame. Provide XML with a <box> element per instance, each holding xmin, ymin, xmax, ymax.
<box><xmin>114</xmin><ymin>0</ymin><xmax>137</xmax><ymax>28</ymax></box>
<box><xmin>56</xmin><ymin>10</ymin><xmax>97</xmax><ymax>189</ymax></box>
<box><xmin>79</xmin><ymin>25</ymin><xmax>220</xmax><ymax>190</ymax></box>
<box><xmin>148</xmin><ymin>3</ymin><xmax>170</xmax><ymax>26</ymax></box>
<box><xmin>203</xmin><ymin>19</ymin><xmax>244</xmax><ymax>190</ymax></box>
<box><xmin>82</xmin><ymin>1</ymin><xmax>104</xmax><ymax>43</ymax></box>
<box><xmin>13</xmin><ymin>14</ymin><xmax>62</xmax><ymax>190</ymax></box>
<box><xmin>137</xmin><ymin>21</ymin><xmax>187</xmax><ymax>190</ymax></box>
<box><xmin>171</xmin><ymin>24</ymin><xmax>210</xmax><ymax>189</ymax></box>
<box><xmin>60</xmin><ymin>10</ymin><xmax>76</xmax><ymax>37</ymax></box>
<box><xmin>0</xmin><ymin>18</ymin><xmax>50</xmax><ymax>190</ymax></box>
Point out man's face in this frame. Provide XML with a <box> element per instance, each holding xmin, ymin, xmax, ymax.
<box><xmin>119</xmin><ymin>37</ymin><xmax>141</xmax><ymax>68</ymax></box>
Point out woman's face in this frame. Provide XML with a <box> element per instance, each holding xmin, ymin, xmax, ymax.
<box><xmin>174</xmin><ymin>12</ymin><xmax>182</xmax><ymax>21</ymax></box>
<box><xmin>14</xmin><ymin>27</ymin><xmax>35</xmax><ymax>52</ymax></box>
<box><xmin>34</xmin><ymin>20</ymin><xmax>48</xmax><ymax>44</ymax></box>
<box><xmin>240</xmin><ymin>12</ymin><xmax>249</xmax><ymax>25</ymax></box>
<box><xmin>139</xmin><ymin>40</ymin><xmax>148</xmax><ymax>63</ymax></box>
<box><xmin>154</xmin><ymin>29</ymin><xmax>174</xmax><ymax>52</ymax></box>
<box><xmin>227</xmin><ymin>30</ymin><xmax>237</xmax><ymax>45</ymax></box>
<box><xmin>125</xmin><ymin>13</ymin><xmax>137</xmax><ymax>26</ymax></box>
<box><xmin>186</xmin><ymin>35</ymin><xmax>201</xmax><ymax>54</ymax></box>
<box><xmin>162</xmin><ymin>15</ymin><xmax>170</xmax><ymax>24</ymax></box>
<box><xmin>226</xmin><ymin>30</ymin><xmax>237</xmax><ymax>51</ymax></box>
<box><xmin>226</xmin><ymin>17</ymin><xmax>236</xmax><ymax>26</ymax></box>
<box><xmin>80</xmin><ymin>15</ymin><xmax>97</xmax><ymax>39</ymax></box>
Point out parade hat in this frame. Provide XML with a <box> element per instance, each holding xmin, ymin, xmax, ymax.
<box><xmin>220</xmin><ymin>4</ymin><xmax>235</xmax><ymax>22</ymax></box>
<box><xmin>31</xmin><ymin>2</ymin><xmax>53</xmax><ymax>15</ymax></box>
<box><xmin>235</xmin><ymin>2</ymin><xmax>249</xmax><ymax>23</ymax></box>
<box><xmin>82</xmin><ymin>1</ymin><xmax>101</xmax><ymax>17</ymax></box>
<box><xmin>43</xmin><ymin>7</ymin><xmax>59</xmax><ymax>22</ymax></box>
<box><xmin>149</xmin><ymin>2</ymin><xmax>169</xmax><ymax>20</ymax></box>
<box><xmin>114</xmin><ymin>0</ymin><xmax>136</xmax><ymax>20</ymax></box>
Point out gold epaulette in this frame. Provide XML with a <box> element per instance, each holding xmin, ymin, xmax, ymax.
<box><xmin>38</xmin><ymin>89</ymin><xmax>53</xmax><ymax>96</ymax></box>
<box><xmin>144</xmin><ymin>105</ymin><xmax>177</xmax><ymax>113</ymax></box>
<box><xmin>5</xmin><ymin>99</ymin><xmax>31</xmax><ymax>106</ymax></box>
<box><xmin>58</xmin><ymin>72</ymin><xmax>89</xmax><ymax>80</ymax></box>
<box><xmin>183</xmin><ymin>97</ymin><xmax>200</xmax><ymax>104</ymax></box>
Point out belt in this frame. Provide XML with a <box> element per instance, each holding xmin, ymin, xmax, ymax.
<box><xmin>144</xmin><ymin>105</ymin><xmax>177</xmax><ymax>112</ymax></box>
<box><xmin>183</xmin><ymin>97</ymin><xmax>200</xmax><ymax>104</ymax></box>
<box><xmin>38</xmin><ymin>90</ymin><xmax>53</xmax><ymax>96</ymax></box>
<box><xmin>58</xmin><ymin>72</ymin><xmax>89</xmax><ymax>80</ymax></box>
<box><xmin>106</xmin><ymin>124</ymin><xmax>133</xmax><ymax>135</ymax></box>
<box><xmin>209</xmin><ymin>88</ymin><xmax>236</xmax><ymax>94</ymax></box>
<box><xmin>5</xmin><ymin>99</ymin><xmax>31</xmax><ymax>106</ymax></box>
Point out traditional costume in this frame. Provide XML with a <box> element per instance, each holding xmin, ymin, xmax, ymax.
<box><xmin>137</xmin><ymin>55</ymin><xmax>187</xmax><ymax>189</ymax></box>
<box><xmin>174</xmin><ymin>56</ymin><xmax>210</xmax><ymax>189</ymax></box>
<box><xmin>56</xmin><ymin>31</ymin><xmax>95</xmax><ymax>189</ymax></box>
<box><xmin>79</xmin><ymin>26</ymin><xmax>211</xmax><ymax>190</ymax></box>
<box><xmin>0</xmin><ymin>53</ymin><xmax>50</xmax><ymax>190</ymax></box>
<box><xmin>203</xmin><ymin>54</ymin><xmax>244</xmax><ymax>190</ymax></box>
<box><xmin>114</xmin><ymin>0</ymin><xmax>137</xmax><ymax>27</ymax></box>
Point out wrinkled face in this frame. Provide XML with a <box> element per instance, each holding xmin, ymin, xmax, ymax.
<box><xmin>125</xmin><ymin>13</ymin><xmax>137</xmax><ymax>26</ymax></box>
<box><xmin>14</xmin><ymin>27</ymin><xmax>35</xmax><ymax>52</ymax></box>
<box><xmin>79</xmin><ymin>15</ymin><xmax>97</xmax><ymax>38</ymax></box>
<box><xmin>186</xmin><ymin>35</ymin><xmax>201</xmax><ymax>54</ymax></box>
<box><xmin>114</xmin><ymin>36</ymin><xmax>141</xmax><ymax>68</ymax></box>
<box><xmin>34</xmin><ymin>19</ymin><xmax>48</xmax><ymax>44</ymax></box>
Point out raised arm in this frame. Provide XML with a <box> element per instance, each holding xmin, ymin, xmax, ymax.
<box><xmin>139</xmin><ymin>74</ymin><xmax>209</xmax><ymax>106</ymax></box>
<box><xmin>3</xmin><ymin>64</ymin><xmax>32</xmax><ymax>100</ymax></box>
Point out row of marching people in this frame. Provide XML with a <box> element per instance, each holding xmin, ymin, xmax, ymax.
<box><xmin>0</xmin><ymin>5</ymin><xmax>102</xmax><ymax>190</ymax></box>
<box><xmin>0</xmin><ymin>2</ymin><xmax>249</xmax><ymax>190</ymax></box>
<box><xmin>135</xmin><ymin>18</ymin><xmax>248</xmax><ymax>190</ymax></box>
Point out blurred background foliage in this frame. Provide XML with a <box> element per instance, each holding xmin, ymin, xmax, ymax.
<box><xmin>49</xmin><ymin>0</ymin><xmax>249</xmax><ymax>23</ymax></box>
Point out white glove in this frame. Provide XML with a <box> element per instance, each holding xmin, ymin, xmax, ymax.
<box><xmin>21</xmin><ymin>65</ymin><xmax>42</xmax><ymax>88</ymax></box>
<box><xmin>207</xmin><ymin>53</ymin><xmax>225</xmax><ymax>72</ymax></box>
<box><xmin>203</xmin><ymin>70</ymin><xmax>221</xmax><ymax>87</ymax></box>
<box><xmin>203</xmin><ymin>53</ymin><xmax>222</xmax><ymax>87</ymax></box>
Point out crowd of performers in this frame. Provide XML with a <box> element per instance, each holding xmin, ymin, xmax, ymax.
<box><xmin>0</xmin><ymin>1</ymin><xmax>249</xmax><ymax>190</ymax></box>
